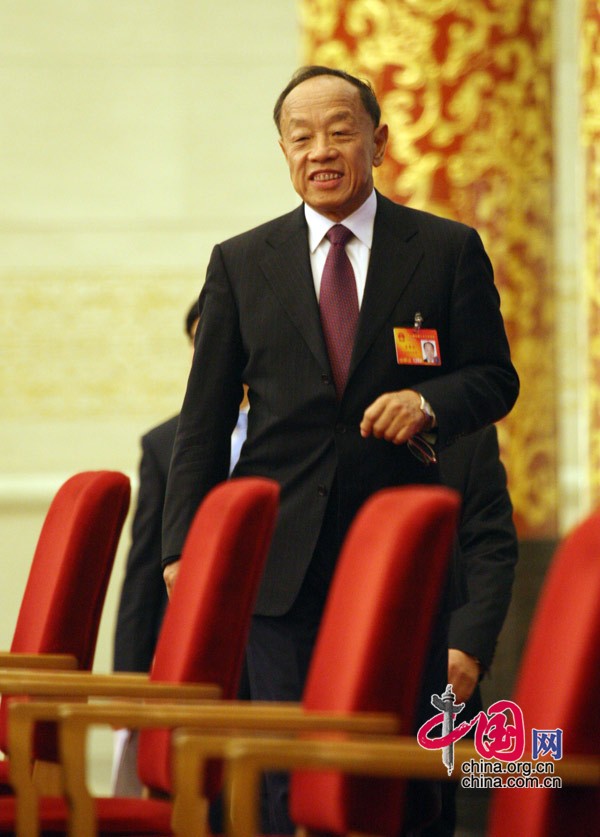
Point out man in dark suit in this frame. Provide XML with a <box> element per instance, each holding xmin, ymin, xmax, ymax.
<box><xmin>162</xmin><ymin>66</ymin><xmax>519</xmax><ymax>830</ymax></box>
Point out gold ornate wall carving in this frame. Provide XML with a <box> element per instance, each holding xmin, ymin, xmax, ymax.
<box><xmin>583</xmin><ymin>1</ymin><xmax>600</xmax><ymax>506</ymax></box>
<box><xmin>301</xmin><ymin>0</ymin><xmax>557</xmax><ymax>537</ymax></box>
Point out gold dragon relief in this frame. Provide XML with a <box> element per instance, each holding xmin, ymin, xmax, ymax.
<box><xmin>301</xmin><ymin>0</ymin><xmax>557</xmax><ymax>535</ymax></box>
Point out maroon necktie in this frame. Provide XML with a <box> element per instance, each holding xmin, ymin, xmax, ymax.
<box><xmin>319</xmin><ymin>224</ymin><xmax>359</xmax><ymax>398</ymax></box>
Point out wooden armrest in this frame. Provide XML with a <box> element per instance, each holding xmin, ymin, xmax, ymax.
<box><xmin>56</xmin><ymin>700</ymin><xmax>397</xmax><ymax>733</ymax></box>
<box><xmin>0</xmin><ymin>653</ymin><xmax>78</xmax><ymax>670</ymax></box>
<box><xmin>55</xmin><ymin>702</ymin><xmax>398</xmax><ymax>837</ymax></box>
<box><xmin>211</xmin><ymin>736</ymin><xmax>600</xmax><ymax>837</ymax></box>
<box><xmin>0</xmin><ymin>668</ymin><xmax>220</xmax><ymax>700</ymax></box>
<box><xmin>220</xmin><ymin>735</ymin><xmax>600</xmax><ymax>786</ymax></box>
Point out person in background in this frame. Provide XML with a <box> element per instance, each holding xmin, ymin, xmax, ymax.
<box><xmin>111</xmin><ymin>299</ymin><xmax>248</xmax><ymax>795</ymax></box>
<box><xmin>426</xmin><ymin>423</ymin><xmax>518</xmax><ymax>836</ymax></box>
<box><xmin>162</xmin><ymin>66</ymin><xmax>519</xmax><ymax>831</ymax></box>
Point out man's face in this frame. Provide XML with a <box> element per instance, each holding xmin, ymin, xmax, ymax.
<box><xmin>278</xmin><ymin>75</ymin><xmax>388</xmax><ymax>221</ymax></box>
<box><xmin>424</xmin><ymin>342</ymin><xmax>435</xmax><ymax>361</ymax></box>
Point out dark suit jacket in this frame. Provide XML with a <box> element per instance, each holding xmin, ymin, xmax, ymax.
<box><xmin>439</xmin><ymin>425</ymin><xmax>518</xmax><ymax>672</ymax></box>
<box><xmin>113</xmin><ymin>416</ymin><xmax>177</xmax><ymax>672</ymax></box>
<box><xmin>113</xmin><ymin>411</ymin><xmax>248</xmax><ymax>673</ymax></box>
<box><xmin>163</xmin><ymin>192</ymin><xmax>519</xmax><ymax>616</ymax></box>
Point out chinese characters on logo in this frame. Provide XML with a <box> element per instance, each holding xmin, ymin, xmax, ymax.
<box><xmin>418</xmin><ymin>685</ymin><xmax>563</xmax><ymax>775</ymax></box>
<box><xmin>532</xmin><ymin>728</ymin><xmax>563</xmax><ymax>760</ymax></box>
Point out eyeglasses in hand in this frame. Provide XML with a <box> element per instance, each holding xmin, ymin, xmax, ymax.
<box><xmin>407</xmin><ymin>433</ymin><xmax>437</xmax><ymax>466</ymax></box>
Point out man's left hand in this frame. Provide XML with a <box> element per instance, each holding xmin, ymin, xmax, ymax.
<box><xmin>448</xmin><ymin>648</ymin><xmax>481</xmax><ymax>704</ymax></box>
<box><xmin>360</xmin><ymin>390</ymin><xmax>428</xmax><ymax>444</ymax></box>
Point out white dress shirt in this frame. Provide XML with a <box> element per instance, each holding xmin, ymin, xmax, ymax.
<box><xmin>230</xmin><ymin>406</ymin><xmax>249</xmax><ymax>474</ymax></box>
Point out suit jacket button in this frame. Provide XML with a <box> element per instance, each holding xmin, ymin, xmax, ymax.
<box><xmin>317</xmin><ymin>484</ymin><xmax>328</xmax><ymax>497</ymax></box>
<box><xmin>321</xmin><ymin>374</ymin><xmax>331</xmax><ymax>385</ymax></box>
<box><xmin>335</xmin><ymin>423</ymin><xmax>347</xmax><ymax>434</ymax></box>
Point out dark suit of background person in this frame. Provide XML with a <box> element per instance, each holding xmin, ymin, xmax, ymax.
<box><xmin>113</xmin><ymin>409</ymin><xmax>249</xmax><ymax>673</ymax></box>
<box><xmin>443</xmin><ymin>426</ymin><xmax>518</xmax><ymax>687</ymax></box>
<box><xmin>113</xmin><ymin>415</ymin><xmax>178</xmax><ymax>677</ymax></box>
<box><xmin>162</xmin><ymin>67</ymin><xmax>519</xmax><ymax>832</ymax></box>
<box><xmin>422</xmin><ymin>424</ymin><xmax>518</xmax><ymax>837</ymax></box>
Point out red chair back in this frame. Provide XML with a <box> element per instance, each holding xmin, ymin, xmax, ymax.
<box><xmin>137</xmin><ymin>477</ymin><xmax>279</xmax><ymax>795</ymax></box>
<box><xmin>291</xmin><ymin>485</ymin><xmax>460</xmax><ymax>835</ymax></box>
<box><xmin>0</xmin><ymin>471</ymin><xmax>131</xmax><ymax>758</ymax></box>
<box><xmin>487</xmin><ymin>506</ymin><xmax>600</xmax><ymax>837</ymax></box>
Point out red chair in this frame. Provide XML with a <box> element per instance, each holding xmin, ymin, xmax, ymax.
<box><xmin>218</xmin><ymin>503</ymin><xmax>600</xmax><ymax>837</ymax></box>
<box><xmin>0</xmin><ymin>476</ymin><xmax>279</xmax><ymax>835</ymax></box>
<box><xmin>136</xmin><ymin>475</ymin><xmax>280</xmax><ymax>799</ymax></box>
<box><xmin>486</xmin><ymin>505</ymin><xmax>600</xmax><ymax>836</ymax></box>
<box><xmin>53</xmin><ymin>484</ymin><xmax>460</xmax><ymax>835</ymax></box>
<box><xmin>0</xmin><ymin>470</ymin><xmax>131</xmax><ymax>789</ymax></box>
<box><xmin>289</xmin><ymin>484</ymin><xmax>459</xmax><ymax>836</ymax></box>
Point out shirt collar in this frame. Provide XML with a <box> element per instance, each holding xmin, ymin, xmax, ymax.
<box><xmin>305</xmin><ymin>190</ymin><xmax>377</xmax><ymax>253</ymax></box>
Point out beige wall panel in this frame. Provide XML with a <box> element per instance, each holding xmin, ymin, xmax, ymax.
<box><xmin>0</xmin><ymin>507</ymin><xmax>42</xmax><ymax>647</ymax></box>
<box><xmin>0</xmin><ymin>1</ymin><xmax>296</xmax><ymax>63</ymax></box>
<box><xmin>1</xmin><ymin>66</ymin><xmax>189</xmax><ymax>224</ymax></box>
<box><xmin>184</xmin><ymin>62</ymin><xmax>299</xmax><ymax>231</ymax></box>
<box><xmin>1</xmin><ymin>230</ymin><xmax>238</xmax><ymax>270</ymax></box>
<box><xmin>1</xmin><ymin>4</ymin><xmax>300</xmax><ymax>267</ymax></box>
<box><xmin>1</xmin><ymin>62</ymin><xmax>296</xmax><ymax>234</ymax></box>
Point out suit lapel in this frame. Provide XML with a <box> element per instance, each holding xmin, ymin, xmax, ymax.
<box><xmin>256</xmin><ymin>197</ymin><xmax>425</xmax><ymax>383</ymax></box>
<box><xmin>258</xmin><ymin>206</ymin><xmax>330</xmax><ymax>371</ymax></box>
<box><xmin>349</xmin><ymin>193</ymin><xmax>424</xmax><ymax>379</ymax></box>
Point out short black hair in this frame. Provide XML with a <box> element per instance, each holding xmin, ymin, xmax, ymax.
<box><xmin>184</xmin><ymin>301</ymin><xmax>199</xmax><ymax>339</ymax></box>
<box><xmin>273</xmin><ymin>65</ymin><xmax>381</xmax><ymax>133</ymax></box>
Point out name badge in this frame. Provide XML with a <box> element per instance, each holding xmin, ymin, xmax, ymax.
<box><xmin>394</xmin><ymin>328</ymin><xmax>441</xmax><ymax>366</ymax></box>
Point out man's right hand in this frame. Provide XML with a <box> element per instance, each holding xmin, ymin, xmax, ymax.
<box><xmin>448</xmin><ymin>648</ymin><xmax>481</xmax><ymax>704</ymax></box>
<box><xmin>163</xmin><ymin>560</ymin><xmax>181</xmax><ymax>599</ymax></box>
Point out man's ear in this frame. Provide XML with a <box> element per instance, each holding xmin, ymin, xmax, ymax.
<box><xmin>373</xmin><ymin>123</ymin><xmax>389</xmax><ymax>167</ymax></box>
